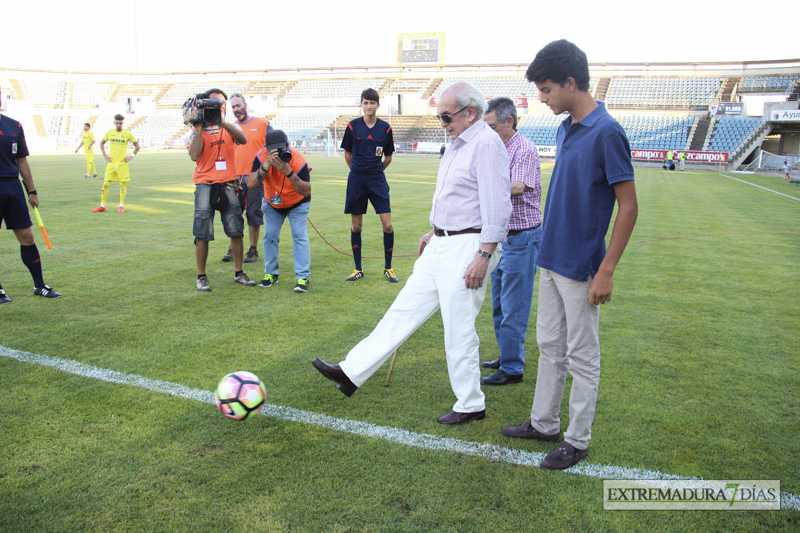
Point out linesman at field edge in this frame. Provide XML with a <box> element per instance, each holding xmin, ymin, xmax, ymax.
<box><xmin>0</xmin><ymin>89</ymin><xmax>61</xmax><ymax>303</ymax></box>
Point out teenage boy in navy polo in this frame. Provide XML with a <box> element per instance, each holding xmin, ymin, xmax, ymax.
<box><xmin>341</xmin><ymin>88</ymin><xmax>397</xmax><ymax>283</ymax></box>
<box><xmin>501</xmin><ymin>40</ymin><xmax>638</xmax><ymax>470</ymax></box>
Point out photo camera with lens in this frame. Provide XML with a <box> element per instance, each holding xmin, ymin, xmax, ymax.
<box><xmin>265</xmin><ymin>130</ymin><xmax>292</xmax><ymax>163</ymax></box>
<box><xmin>182</xmin><ymin>93</ymin><xmax>224</xmax><ymax>125</ymax></box>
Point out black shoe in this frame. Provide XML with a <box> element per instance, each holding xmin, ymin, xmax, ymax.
<box><xmin>481</xmin><ymin>369</ymin><xmax>523</xmax><ymax>386</ymax></box>
<box><xmin>258</xmin><ymin>274</ymin><xmax>278</xmax><ymax>287</ymax></box>
<box><xmin>33</xmin><ymin>285</ymin><xmax>61</xmax><ymax>298</ymax></box>
<box><xmin>482</xmin><ymin>358</ymin><xmax>501</xmax><ymax>369</ymax></box>
<box><xmin>501</xmin><ymin>420</ymin><xmax>561</xmax><ymax>442</ymax></box>
<box><xmin>294</xmin><ymin>279</ymin><xmax>309</xmax><ymax>293</ymax></box>
<box><xmin>436</xmin><ymin>410</ymin><xmax>486</xmax><ymax>425</ymax></box>
<box><xmin>540</xmin><ymin>441</ymin><xmax>588</xmax><ymax>470</ymax></box>
<box><xmin>0</xmin><ymin>289</ymin><xmax>10</xmax><ymax>304</ymax></box>
<box><xmin>311</xmin><ymin>358</ymin><xmax>358</xmax><ymax>397</ymax></box>
<box><xmin>222</xmin><ymin>247</ymin><xmax>233</xmax><ymax>262</ymax></box>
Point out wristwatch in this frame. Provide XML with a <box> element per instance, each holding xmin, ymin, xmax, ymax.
<box><xmin>477</xmin><ymin>249</ymin><xmax>492</xmax><ymax>259</ymax></box>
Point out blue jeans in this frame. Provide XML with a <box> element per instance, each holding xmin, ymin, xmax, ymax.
<box><xmin>261</xmin><ymin>199</ymin><xmax>311</xmax><ymax>280</ymax></box>
<box><xmin>490</xmin><ymin>225</ymin><xmax>543</xmax><ymax>375</ymax></box>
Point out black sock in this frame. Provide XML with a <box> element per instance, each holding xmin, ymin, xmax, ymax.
<box><xmin>21</xmin><ymin>244</ymin><xmax>45</xmax><ymax>288</ymax></box>
<box><xmin>235</xmin><ymin>270</ymin><xmax>243</xmax><ymax>276</ymax></box>
<box><xmin>198</xmin><ymin>274</ymin><xmax>207</xmax><ymax>280</ymax></box>
<box><xmin>384</xmin><ymin>231</ymin><xmax>394</xmax><ymax>270</ymax></box>
<box><xmin>248</xmin><ymin>245</ymin><xmax>257</xmax><ymax>251</ymax></box>
<box><xmin>351</xmin><ymin>231</ymin><xmax>362</xmax><ymax>271</ymax></box>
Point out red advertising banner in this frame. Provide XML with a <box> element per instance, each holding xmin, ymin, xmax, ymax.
<box><xmin>630</xmin><ymin>149</ymin><xmax>729</xmax><ymax>163</ymax></box>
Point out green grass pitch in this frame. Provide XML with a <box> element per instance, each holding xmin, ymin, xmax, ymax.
<box><xmin>1</xmin><ymin>152</ymin><xmax>798</xmax><ymax>532</ymax></box>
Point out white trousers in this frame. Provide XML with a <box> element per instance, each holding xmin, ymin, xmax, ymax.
<box><xmin>339</xmin><ymin>233</ymin><xmax>500</xmax><ymax>413</ymax></box>
<box><xmin>530</xmin><ymin>268</ymin><xmax>600</xmax><ymax>450</ymax></box>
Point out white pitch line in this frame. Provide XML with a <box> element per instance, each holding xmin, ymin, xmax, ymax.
<box><xmin>2</xmin><ymin>344</ymin><xmax>798</xmax><ymax>512</ymax></box>
<box><xmin>719</xmin><ymin>173</ymin><xmax>800</xmax><ymax>203</ymax></box>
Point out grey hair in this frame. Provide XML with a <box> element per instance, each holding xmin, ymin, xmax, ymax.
<box><xmin>486</xmin><ymin>97</ymin><xmax>518</xmax><ymax>130</ymax></box>
<box><xmin>446</xmin><ymin>82</ymin><xmax>486</xmax><ymax>117</ymax></box>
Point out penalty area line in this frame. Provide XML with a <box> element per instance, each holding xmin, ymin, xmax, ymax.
<box><xmin>1</xmin><ymin>344</ymin><xmax>798</xmax><ymax>512</ymax></box>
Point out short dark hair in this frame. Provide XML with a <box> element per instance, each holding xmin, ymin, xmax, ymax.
<box><xmin>526</xmin><ymin>39</ymin><xmax>590</xmax><ymax>92</ymax></box>
<box><xmin>114</xmin><ymin>114</ymin><xmax>124</xmax><ymax>121</ymax></box>
<box><xmin>486</xmin><ymin>97</ymin><xmax>518</xmax><ymax>130</ymax></box>
<box><xmin>205</xmin><ymin>88</ymin><xmax>228</xmax><ymax>100</ymax></box>
<box><xmin>84</xmin><ymin>123</ymin><xmax>91</xmax><ymax>128</ymax></box>
<box><xmin>361</xmin><ymin>88</ymin><xmax>380</xmax><ymax>104</ymax></box>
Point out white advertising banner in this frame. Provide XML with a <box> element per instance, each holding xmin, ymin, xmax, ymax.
<box><xmin>769</xmin><ymin>109</ymin><xmax>800</xmax><ymax>122</ymax></box>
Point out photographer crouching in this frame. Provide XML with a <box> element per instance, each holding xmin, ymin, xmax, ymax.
<box><xmin>247</xmin><ymin>130</ymin><xmax>312</xmax><ymax>292</ymax></box>
<box><xmin>185</xmin><ymin>88</ymin><xmax>255</xmax><ymax>292</ymax></box>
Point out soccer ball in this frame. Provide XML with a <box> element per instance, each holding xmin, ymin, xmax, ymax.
<box><xmin>214</xmin><ymin>371</ymin><xmax>267</xmax><ymax>421</ymax></box>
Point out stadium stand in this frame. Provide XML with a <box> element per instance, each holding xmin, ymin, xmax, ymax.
<box><xmin>40</xmin><ymin>115</ymin><xmax>63</xmax><ymax>138</ymax></box>
<box><xmin>706</xmin><ymin>116</ymin><xmax>763</xmax><ymax>153</ymax></box>
<box><xmin>606</xmin><ymin>77</ymin><xmax>723</xmax><ymax>108</ymax></box>
<box><xmin>387</xmin><ymin>79</ymin><xmax>433</xmax><ymax>93</ymax></box>
<box><xmin>131</xmin><ymin>114</ymin><xmax>186</xmax><ymax>146</ymax></box>
<box><xmin>158</xmin><ymin>83</ymin><xmax>249</xmax><ymax>107</ymax></box>
<box><xmin>3</xmin><ymin>59</ymin><xmax>798</xmax><ymax>168</ymax></box>
<box><xmin>738</xmin><ymin>75</ymin><xmax>798</xmax><ymax>92</ymax></box>
<box><xmin>518</xmin><ymin>114</ymin><xmax>568</xmax><ymax>146</ymax></box>
<box><xmin>283</xmin><ymin>79</ymin><xmax>385</xmax><ymax>100</ymax></box>
<box><xmin>616</xmin><ymin>116</ymin><xmax>696</xmax><ymax>150</ymax></box>
<box><xmin>433</xmin><ymin>77</ymin><xmax>535</xmax><ymax>99</ymax></box>
<box><xmin>69</xmin><ymin>82</ymin><xmax>117</xmax><ymax>107</ymax></box>
<box><xmin>249</xmin><ymin>80</ymin><xmax>290</xmax><ymax>96</ymax></box>
<box><xmin>270</xmin><ymin>111</ymin><xmax>339</xmax><ymax>140</ymax></box>
<box><xmin>22</xmin><ymin>80</ymin><xmax>67</xmax><ymax>108</ymax></box>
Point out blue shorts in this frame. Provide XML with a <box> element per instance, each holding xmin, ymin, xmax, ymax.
<box><xmin>344</xmin><ymin>171</ymin><xmax>391</xmax><ymax>215</ymax></box>
<box><xmin>0</xmin><ymin>179</ymin><xmax>33</xmax><ymax>230</ymax></box>
<box><xmin>193</xmin><ymin>183</ymin><xmax>244</xmax><ymax>241</ymax></box>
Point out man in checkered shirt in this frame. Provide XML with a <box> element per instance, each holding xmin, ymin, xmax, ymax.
<box><xmin>480</xmin><ymin>97</ymin><xmax>543</xmax><ymax>386</ymax></box>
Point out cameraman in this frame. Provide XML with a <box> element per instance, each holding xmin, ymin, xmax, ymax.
<box><xmin>188</xmin><ymin>88</ymin><xmax>254</xmax><ymax>292</ymax></box>
<box><xmin>247</xmin><ymin>130</ymin><xmax>312</xmax><ymax>293</ymax></box>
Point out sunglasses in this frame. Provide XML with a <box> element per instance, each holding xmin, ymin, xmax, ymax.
<box><xmin>436</xmin><ymin>105</ymin><xmax>470</xmax><ymax>124</ymax></box>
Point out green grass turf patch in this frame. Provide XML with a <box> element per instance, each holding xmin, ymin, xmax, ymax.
<box><xmin>1</xmin><ymin>154</ymin><xmax>798</xmax><ymax>531</ymax></box>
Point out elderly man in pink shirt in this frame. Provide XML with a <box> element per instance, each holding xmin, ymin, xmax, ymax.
<box><xmin>313</xmin><ymin>82</ymin><xmax>511</xmax><ymax>424</ymax></box>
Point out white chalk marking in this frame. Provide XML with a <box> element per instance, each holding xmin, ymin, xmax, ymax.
<box><xmin>1</xmin><ymin>344</ymin><xmax>797</xmax><ymax>511</ymax></box>
<box><xmin>719</xmin><ymin>173</ymin><xmax>800</xmax><ymax>203</ymax></box>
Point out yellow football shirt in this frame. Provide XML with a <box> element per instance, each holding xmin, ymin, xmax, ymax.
<box><xmin>103</xmin><ymin>129</ymin><xmax>136</xmax><ymax>163</ymax></box>
<box><xmin>82</xmin><ymin>131</ymin><xmax>95</xmax><ymax>153</ymax></box>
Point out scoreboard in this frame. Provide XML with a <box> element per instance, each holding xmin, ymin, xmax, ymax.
<box><xmin>397</xmin><ymin>33</ymin><xmax>445</xmax><ymax>64</ymax></box>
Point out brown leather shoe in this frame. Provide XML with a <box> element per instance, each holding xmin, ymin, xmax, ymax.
<box><xmin>311</xmin><ymin>358</ymin><xmax>358</xmax><ymax>397</ymax></box>
<box><xmin>501</xmin><ymin>420</ymin><xmax>561</xmax><ymax>441</ymax></box>
<box><xmin>540</xmin><ymin>441</ymin><xmax>588</xmax><ymax>470</ymax></box>
<box><xmin>436</xmin><ymin>410</ymin><xmax>486</xmax><ymax>425</ymax></box>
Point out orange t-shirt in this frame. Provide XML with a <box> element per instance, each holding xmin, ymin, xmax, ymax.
<box><xmin>234</xmin><ymin>117</ymin><xmax>269</xmax><ymax>176</ymax></box>
<box><xmin>255</xmin><ymin>147</ymin><xmax>310</xmax><ymax>210</ymax></box>
<box><xmin>192</xmin><ymin>127</ymin><xmax>238</xmax><ymax>184</ymax></box>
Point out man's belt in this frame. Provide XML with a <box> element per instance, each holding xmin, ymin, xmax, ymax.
<box><xmin>433</xmin><ymin>227</ymin><xmax>481</xmax><ymax>237</ymax></box>
<box><xmin>507</xmin><ymin>223</ymin><xmax>542</xmax><ymax>236</ymax></box>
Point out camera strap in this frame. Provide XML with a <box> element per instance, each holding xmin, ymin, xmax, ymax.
<box><xmin>213</xmin><ymin>125</ymin><xmax>227</xmax><ymax>171</ymax></box>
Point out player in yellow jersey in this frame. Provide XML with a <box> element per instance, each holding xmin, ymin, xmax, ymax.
<box><xmin>93</xmin><ymin>114</ymin><xmax>140</xmax><ymax>213</ymax></box>
<box><xmin>75</xmin><ymin>123</ymin><xmax>97</xmax><ymax>178</ymax></box>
